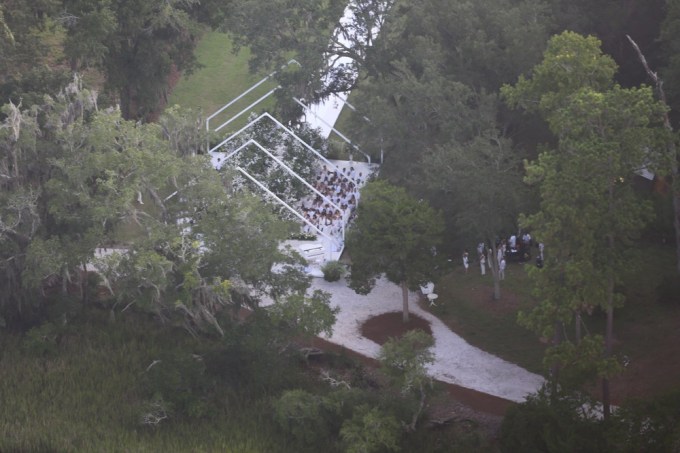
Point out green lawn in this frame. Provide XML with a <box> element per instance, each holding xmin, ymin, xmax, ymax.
<box><xmin>430</xmin><ymin>261</ymin><xmax>546</xmax><ymax>374</ymax></box>
<box><xmin>427</xmin><ymin>243</ymin><xmax>680</xmax><ymax>399</ymax></box>
<box><xmin>168</xmin><ymin>31</ymin><xmax>278</xmax><ymax>133</ymax></box>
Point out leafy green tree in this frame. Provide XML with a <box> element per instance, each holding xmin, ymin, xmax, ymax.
<box><xmin>226</xmin><ymin>0</ymin><xmax>386</xmax><ymax>104</ymax></box>
<box><xmin>347</xmin><ymin>180</ymin><xmax>444</xmax><ymax>323</ymax></box>
<box><xmin>0</xmin><ymin>5</ymin><xmax>13</xmax><ymax>45</ymax></box>
<box><xmin>0</xmin><ymin>76</ymin><xmax>307</xmax><ymax>332</ymax></box>
<box><xmin>268</xmin><ymin>290</ymin><xmax>339</xmax><ymax>339</ymax></box>
<box><xmin>606</xmin><ymin>389</ymin><xmax>680</xmax><ymax>452</ymax></box>
<box><xmin>61</xmin><ymin>0</ymin><xmax>202</xmax><ymax>120</ymax></box>
<box><xmin>0</xmin><ymin>77</ymin><xmax>100</xmax><ymax>324</ymax></box>
<box><xmin>378</xmin><ymin>330</ymin><xmax>434</xmax><ymax>431</ymax></box>
<box><xmin>0</xmin><ymin>0</ymin><xmax>60</xmax><ymax>80</ymax></box>
<box><xmin>273</xmin><ymin>389</ymin><xmax>332</xmax><ymax>446</ymax></box>
<box><xmin>0</xmin><ymin>0</ymin><xmax>69</xmax><ymax>106</ymax></box>
<box><xmin>423</xmin><ymin>107</ymin><xmax>530</xmax><ymax>299</ymax></box>
<box><xmin>83</xmin><ymin>117</ymin><xmax>306</xmax><ymax>334</ymax></box>
<box><xmin>227</xmin><ymin>0</ymin><xmax>553</xmax><ymax>125</ymax></box>
<box><xmin>635</xmin><ymin>15</ymin><xmax>680</xmax><ymax>274</ymax></box>
<box><xmin>502</xmin><ymin>31</ymin><xmax>666</xmax><ymax>417</ymax></box>
<box><xmin>340</xmin><ymin>404</ymin><xmax>401</xmax><ymax>453</ymax></box>
<box><xmin>500</xmin><ymin>386</ymin><xmax>606</xmax><ymax>452</ymax></box>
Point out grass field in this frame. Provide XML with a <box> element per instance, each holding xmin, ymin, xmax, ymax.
<box><xmin>430</xmin><ymin>261</ymin><xmax>546</xmax><ymax>374</ymax></box>
<box><xmin>167</xmin><ymin>31</ymin><xmax>279</xmax><ymax>134</ymax></box>
<box><xmin>0</xmin><ymin>305</ymin><xmax>497</xmax><ymax>452</ymax></box>
<box><xmin>0</xmin><ymin>309</ymin><xmax>295</xmax><ymax>452</ymax></box>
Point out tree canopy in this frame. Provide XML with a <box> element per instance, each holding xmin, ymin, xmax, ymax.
<box><xmin>0</xmin><ymin>77</ymin><xmax>311</xmax><ymax>334</ymax></box>
<box><xmin>502</xmin><ymin>31</ymin><xmax>667</xmax><ymax>416</ymax></box>
<box><xmin>347</xmin><ymin>180</ymin><xmax>443</xmax><ymax>322</ymax></box>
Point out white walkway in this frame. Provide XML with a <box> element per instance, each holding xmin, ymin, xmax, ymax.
<box><xmin>311</xmin><ymin>276</ymin><xmax>545</xmax><ymax>403</ymax></box>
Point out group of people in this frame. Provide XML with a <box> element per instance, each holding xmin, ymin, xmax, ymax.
<box><xmin>462</xmin><ymin>233</ymin><xmax>545</xmax><ymax>279</ymax></box>
<box><xmin>462</xmin><ymin>245</ymin><xmax>505</xmax><ymax>279</ymax></box>
<box><xmin>300</xmin><ymin>164</ymin><xmax>363</xmax><ymax>239</ymax></box>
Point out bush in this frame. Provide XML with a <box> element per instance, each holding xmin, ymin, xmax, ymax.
<box><xmin>499</xmin><ymin>387</ymin><xmax>606</xmax><ymax>452</ymax></box>
<box><xmin>22</xmin><ymin>322</ymin><xmax>61</xmax><ymax>357</ymax></box>
<box><xmin>274</xmin><ymin>389</ymin><xmax>332</xmax><ymax>445</ymax></box>
<box><xmin>340</xmin><ymin>404</ymin><xmax>401</xmax><ymax>453</ymax></box>
<box><xmin>322</xmin><ymin>261</ymin><xmax>345</xmax><ymax>282</ymax></box>
<box><xmin>141</xmin><ymin>352</ymin><xmax>217</xmax><ymax>420</ymax></box>
<box><xmin>606</xmin><ymin>389</ymin><xmax>680</xmax><ymax>452</ymax></box>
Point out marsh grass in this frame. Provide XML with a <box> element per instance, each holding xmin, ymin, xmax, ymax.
<box><xmin>0</xmin><ymin>309</ymin><xmax>293</xmax><ymax>452</ymax></box>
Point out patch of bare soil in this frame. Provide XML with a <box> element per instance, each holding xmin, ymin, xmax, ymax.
<box><xmin>608</xmin><ymin>308</ymin><xmax>680</xmax><ymax>404</ymax></box>
<box><xmin>360</xmin><ymin>311</ymin><xmax>432</xmax><ymax>344</ymax></box>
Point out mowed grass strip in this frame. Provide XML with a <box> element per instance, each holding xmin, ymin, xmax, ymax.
<box><xmin>168</xmin><ymin>30</ymin><xmax>278</xmax><ymax>134</ymax></box>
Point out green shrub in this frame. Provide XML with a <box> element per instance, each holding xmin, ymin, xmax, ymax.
<box><xmin>141</xmin><ymin>352</ymin><xmax>217</xmax><ymax>421</ymax></box>
<box><xmin>322</xmin><ymin>260</ymin><xmax>345</xmax><ymax>282</ymax></box>
<box><xmin>606</xmin><ymin>389</ymin><xmax>680</xmax><ymax>452</ymax></box>
<box><xmin>274</xmin><ymin>389</ymin><xmax>333</xmax><ymax>445</ymax></box>
<box><xmin>499</xmin><ymin>387</ymin><xmax>606</xmax><ymax>452</ymax></box>
<box><xmin>340</xmin><ymin>404</ymin><xmax>401</xmax><ymax>453</ymax></box>
<box><xmin>22</xmin><ymin>322</ymin><xmax>60</xmax><ymax>357</ymax></box>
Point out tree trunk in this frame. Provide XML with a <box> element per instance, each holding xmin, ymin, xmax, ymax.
<box><xmin>602</xmin><ymin>273</ymin><xmax>614</xmax><ymax>420</ymax></box>
<box><xmin>550</xmin><ymin>320</ymin><xmax>562</xmax><ymax>402</ymax></box>
<box><xmin>673</xmin><ymin>178</ymin><xmax>680</xmax><ymax>274</ymax></box>
<box><xmin>81</xmin><ymin>262</ymin><xmax>89</xmax><ymax>305</ymax></box>
<box><xmin>575</xmin><ymin>311</ymin><xmax>581</xmax><ymax>344</ymax></box>
<box><xmin>401</xmin><ymin>280</ymin><xmax>410</xmax><ymax>323</ymax></box>
<box><xmin>119</xmin><ymin>85</ymin><xmax>140</xmax><ymax>121</ymax></box>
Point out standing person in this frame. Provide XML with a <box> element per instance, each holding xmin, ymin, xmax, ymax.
<box><xmin>538</xmin><ymin>242</ymin><xmax>545</xmax><ymax>261</ymax></box>
<box><xmin>477</xmin><ymin>242</ymin><xmax>484</xmax><ymax>260</ymax></box>
<box><xmin>499</xmin><ymin>258</ymin><xmax>506</xmax><ymax>280</ymax></box>
<box><xmin>462</xmin><ymin>250</ymin><xmax>469</xmax><ymax>274</ymax></box>
<box><xmin>480</xmin><ymin>253</ymin><xmax>486</xmax><ymax>275</ymax></box>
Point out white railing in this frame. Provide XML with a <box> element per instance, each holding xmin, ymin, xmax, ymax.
<box><xmin>205</xmin><ymin>59</ymin><xmax>300</xmax><ymax>152</ymax></box>
<box><xmin>212</xmin><ymin>112</ymin><xmax>362</xmax><ymax>187</ymax></box>
<box><xmin>226</xmin><ymin>138</ymin><xmax>346</xmax><ymax>243</ymax></box>
<box><xmin>293</xmin><ymin>97</ymin><xmax>371</xmax><ymax>164</ymax></box>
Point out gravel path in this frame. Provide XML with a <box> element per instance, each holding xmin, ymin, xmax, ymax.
<box><xmin>311</xmin><ymin>276</ymin><xmax>545</xmax><ymax>403</ymax></box>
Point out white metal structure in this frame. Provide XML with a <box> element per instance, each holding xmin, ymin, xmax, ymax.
<box><xmin>204</xmin><ymin>0</ymin><xmax>393</xmax><ymax>270</ymax></box>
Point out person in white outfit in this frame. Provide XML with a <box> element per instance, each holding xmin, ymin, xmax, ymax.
<box><xmin>480</xmin><ymin>254</ymin><xmax>486</xmax><ymax>275</ymax></box>
<box><xmin>462</xmin><ymin>251</ymin><xmax>469</xmax><ymax>274</ymax></box>
<box><xmin>499</xmin><ymin>258</ymin><xmax>506</xmax><ymax>280</ymax></box>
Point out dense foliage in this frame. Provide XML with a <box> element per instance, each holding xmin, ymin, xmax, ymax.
<box><xmin>1</xmin><ymin>0</ymin><xmax>680</xmax><ymax>450</ymax></box>
<box><xmin>347</xmin><ymin>180</ymin><xmax>444</xmax><ymax>322</ymax></box>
